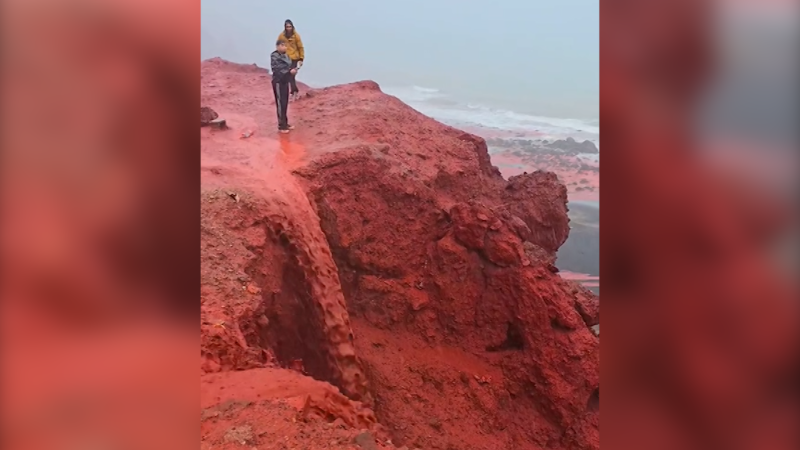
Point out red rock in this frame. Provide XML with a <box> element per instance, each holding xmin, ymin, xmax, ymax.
<box><xmin>245</xmin><ymin>284</ymin><xmax>261</xmax><ymax>294</ymax></box>
<box><xmin>200</xmin><ymin>58</ymin><xmax>598</xmax><ymax>450</ymax></box>
<box><xmin>502</xmin><ymin>171</ymin><xmax>570</xmax><ymax>254</ymax></box>
<box><xmin>450</xmin><ymin>204</ymin><xmax>490</xmax><ymax>250</ymax></box>
<box><xmin>200</xmin><ymin>106</ymin><xmax>218</xmax><ymax>126</ymax></box>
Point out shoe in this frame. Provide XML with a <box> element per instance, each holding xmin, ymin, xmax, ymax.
<box><xmin>287</xmin><ymin>124</ymin><xmax>295</xmax><ymax>130</ymax></box>
<box><xmin>279</xmin><ymin>129</ymin><xmax>290</xmax><ymax>134</ymax></box>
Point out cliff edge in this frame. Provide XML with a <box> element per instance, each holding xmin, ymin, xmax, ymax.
<box><xmin>200</xmin><ymin>58</ymin><xmax>599</xmax><ymax>450</ymax></box>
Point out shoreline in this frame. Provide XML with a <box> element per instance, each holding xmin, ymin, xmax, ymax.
<box><xmin>491</xmin><ymin>150</ymin><xmax>600</xmax><ymax>203</ymax></box>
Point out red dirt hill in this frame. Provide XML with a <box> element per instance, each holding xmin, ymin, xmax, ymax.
<box><xmin>200</xmin><ymin>58</ymin><xmax>599</xmax><ymax>450</ymax></box>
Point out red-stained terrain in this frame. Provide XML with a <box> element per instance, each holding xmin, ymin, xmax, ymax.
<box><xmin>200</xmin><ymin>58</ymin><xmax>600</xmax><ymax>450</ymax></box>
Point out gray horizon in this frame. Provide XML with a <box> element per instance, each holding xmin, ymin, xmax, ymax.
<box><xmin>201</xmin><ymin>0</ymin><xmax>600</xmax><ymax>120</ymax></box>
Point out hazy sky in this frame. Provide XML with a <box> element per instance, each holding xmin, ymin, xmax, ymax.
<box><xmin>201</xmin><ymin>0</ymin><xmax>599</xmax><ymax>119</ymax></box>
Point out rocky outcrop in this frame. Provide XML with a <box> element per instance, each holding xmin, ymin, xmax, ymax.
<box><xmin>200</xmin><ymin>106</ymin><xmax>219</xmax><ymax>126</ymax></box>
<box><xmin>547</xmin><ymin>137</ymin><xmax>599</xmax><ymax>154</ymax></box>
<box><xmin>502</xmin><ymin>171</ymin><xmax>570</xmax><ymax>254</ymax></box>
<box><xmin>285</xmin><ymin>83</ymin><xmax>598</xmax><ymax>449</ymax></box>
<box><xmin>200</xmin><ymin>186</ymin><xmax>370</xmax><ymax>404</ymax></box>
<box><xmin>485</xmin><ymin>136</ymin><xmax>599</xmax><ymax>156</ymax></box>
<box><xmin>200</xmin><ymin>59</ymin><xmax>599</xmax><ymax>450</ymax></box>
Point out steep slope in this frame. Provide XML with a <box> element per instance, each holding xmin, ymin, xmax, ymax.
<box><xmin>201</xmin><ymin>368</ymin><xmax>390</xmax><ymax>450</ymax></box>
<box><xmin>200</xmin><ymin>59</ymin><xmax>599</xmax><ymax>450</ymax></box>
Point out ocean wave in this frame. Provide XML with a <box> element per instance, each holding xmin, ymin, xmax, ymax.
<box><xmin>412</xmin><ymin>85</ymin><xmax>440</xmax><ymax>93</ymax></box>
<box><xmin>383</xmin><ymin>85</ymin><xmax>445</xmax><ymax>103</ymax></box>
<box><xmin>384</xmin><ymin>84</ymin><xmax>599</xmax><ymax>142</ymax></box>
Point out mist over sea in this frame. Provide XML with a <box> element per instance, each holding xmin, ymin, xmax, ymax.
<box><xmin>382</xmin><ymin>85</ymin><xmax>600</xmax><ymax>148</ymax></box>
<box><xmin>200</xmin><ymin>0</ymin><xmax>599</xmax><ymax>122</ymax></box>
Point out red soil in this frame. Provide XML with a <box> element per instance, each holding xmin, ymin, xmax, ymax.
<box><xmin>200</xmin><ymin>58</ymin><xmax>599</xmax><ymax>450</ymax></box>
<box><xmin>201</xmin><ymin>368</ymin><xmax>392</xmax><ymax>450</ymax></box>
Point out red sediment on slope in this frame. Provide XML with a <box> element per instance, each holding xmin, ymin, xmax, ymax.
<box><xmin>201</xmin><ymin>58</ymin><xmax>370</xmax><ymax>406</ymax></box>
<box><xmin>200</xmin><ymin>58</ymin><xmax>599</xmax><ymax>450</ymax></box>
<box><xmin>200</xmin><ymin>368</ymin><xmax>391</xmax><ymax>450</ymax></box>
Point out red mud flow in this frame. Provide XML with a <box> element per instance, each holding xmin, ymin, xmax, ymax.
<box><xmin>200</xmin><ymin>58</ymin><xmax>599</xmax><ymax>450</ymax></box>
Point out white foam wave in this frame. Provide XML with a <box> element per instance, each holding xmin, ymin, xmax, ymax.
<box><xmin>384</xmin><ymin>84</ymin><xmax>599</xmax><ymax>143</ymax></box>
<box><xmin>384</xmin><ymin>85</ymin><xmax>445</xmax><ymax>103</ymax></box>
<box><xmin>412</xmin><ymin>85</ymin><xmax>440</xmax><ymax>93</ymax></box>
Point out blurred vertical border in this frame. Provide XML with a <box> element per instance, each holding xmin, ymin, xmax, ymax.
<box><xmin>600</xmin><ymin>0</ymin><xmax>799</xmax><ymax>449</ymax></box>
<box><xmin>1</xmin><ymin>0</ymin><xmax>200</xmax><ymax>448</ymax></box>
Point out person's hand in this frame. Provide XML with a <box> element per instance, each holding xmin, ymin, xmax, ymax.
<box><xmin>290</xmin><ymin>68</ymin><xmax>298</xmax><ymax>74</ymax></box>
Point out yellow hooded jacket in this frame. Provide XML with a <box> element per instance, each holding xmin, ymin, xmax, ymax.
<box><xmin>277</xmin><ymin>31</ymin><xmax>304</xmax><ymax>62</ymax></box>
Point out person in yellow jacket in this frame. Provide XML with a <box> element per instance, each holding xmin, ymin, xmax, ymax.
<box><xmin>277</xmin><ymin>19</ymin><xmax>305</xmax><ymax>101</ymax></box>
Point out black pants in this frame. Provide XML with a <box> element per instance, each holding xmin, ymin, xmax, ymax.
<box><xmin>289</xmin><ymin>60</ymin><xmax>300</xmax><ymax>94</ymax></box>
<box><xmin>272</xmin><ymin>80</ymin><xmax>290</xmax><ymax>130</ymax></box>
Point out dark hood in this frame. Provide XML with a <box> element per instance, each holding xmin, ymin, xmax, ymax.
<box><xmin>284</xmin><ymin>19</ymin><xmax>295</xmax><ymax>38</ymax></box>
